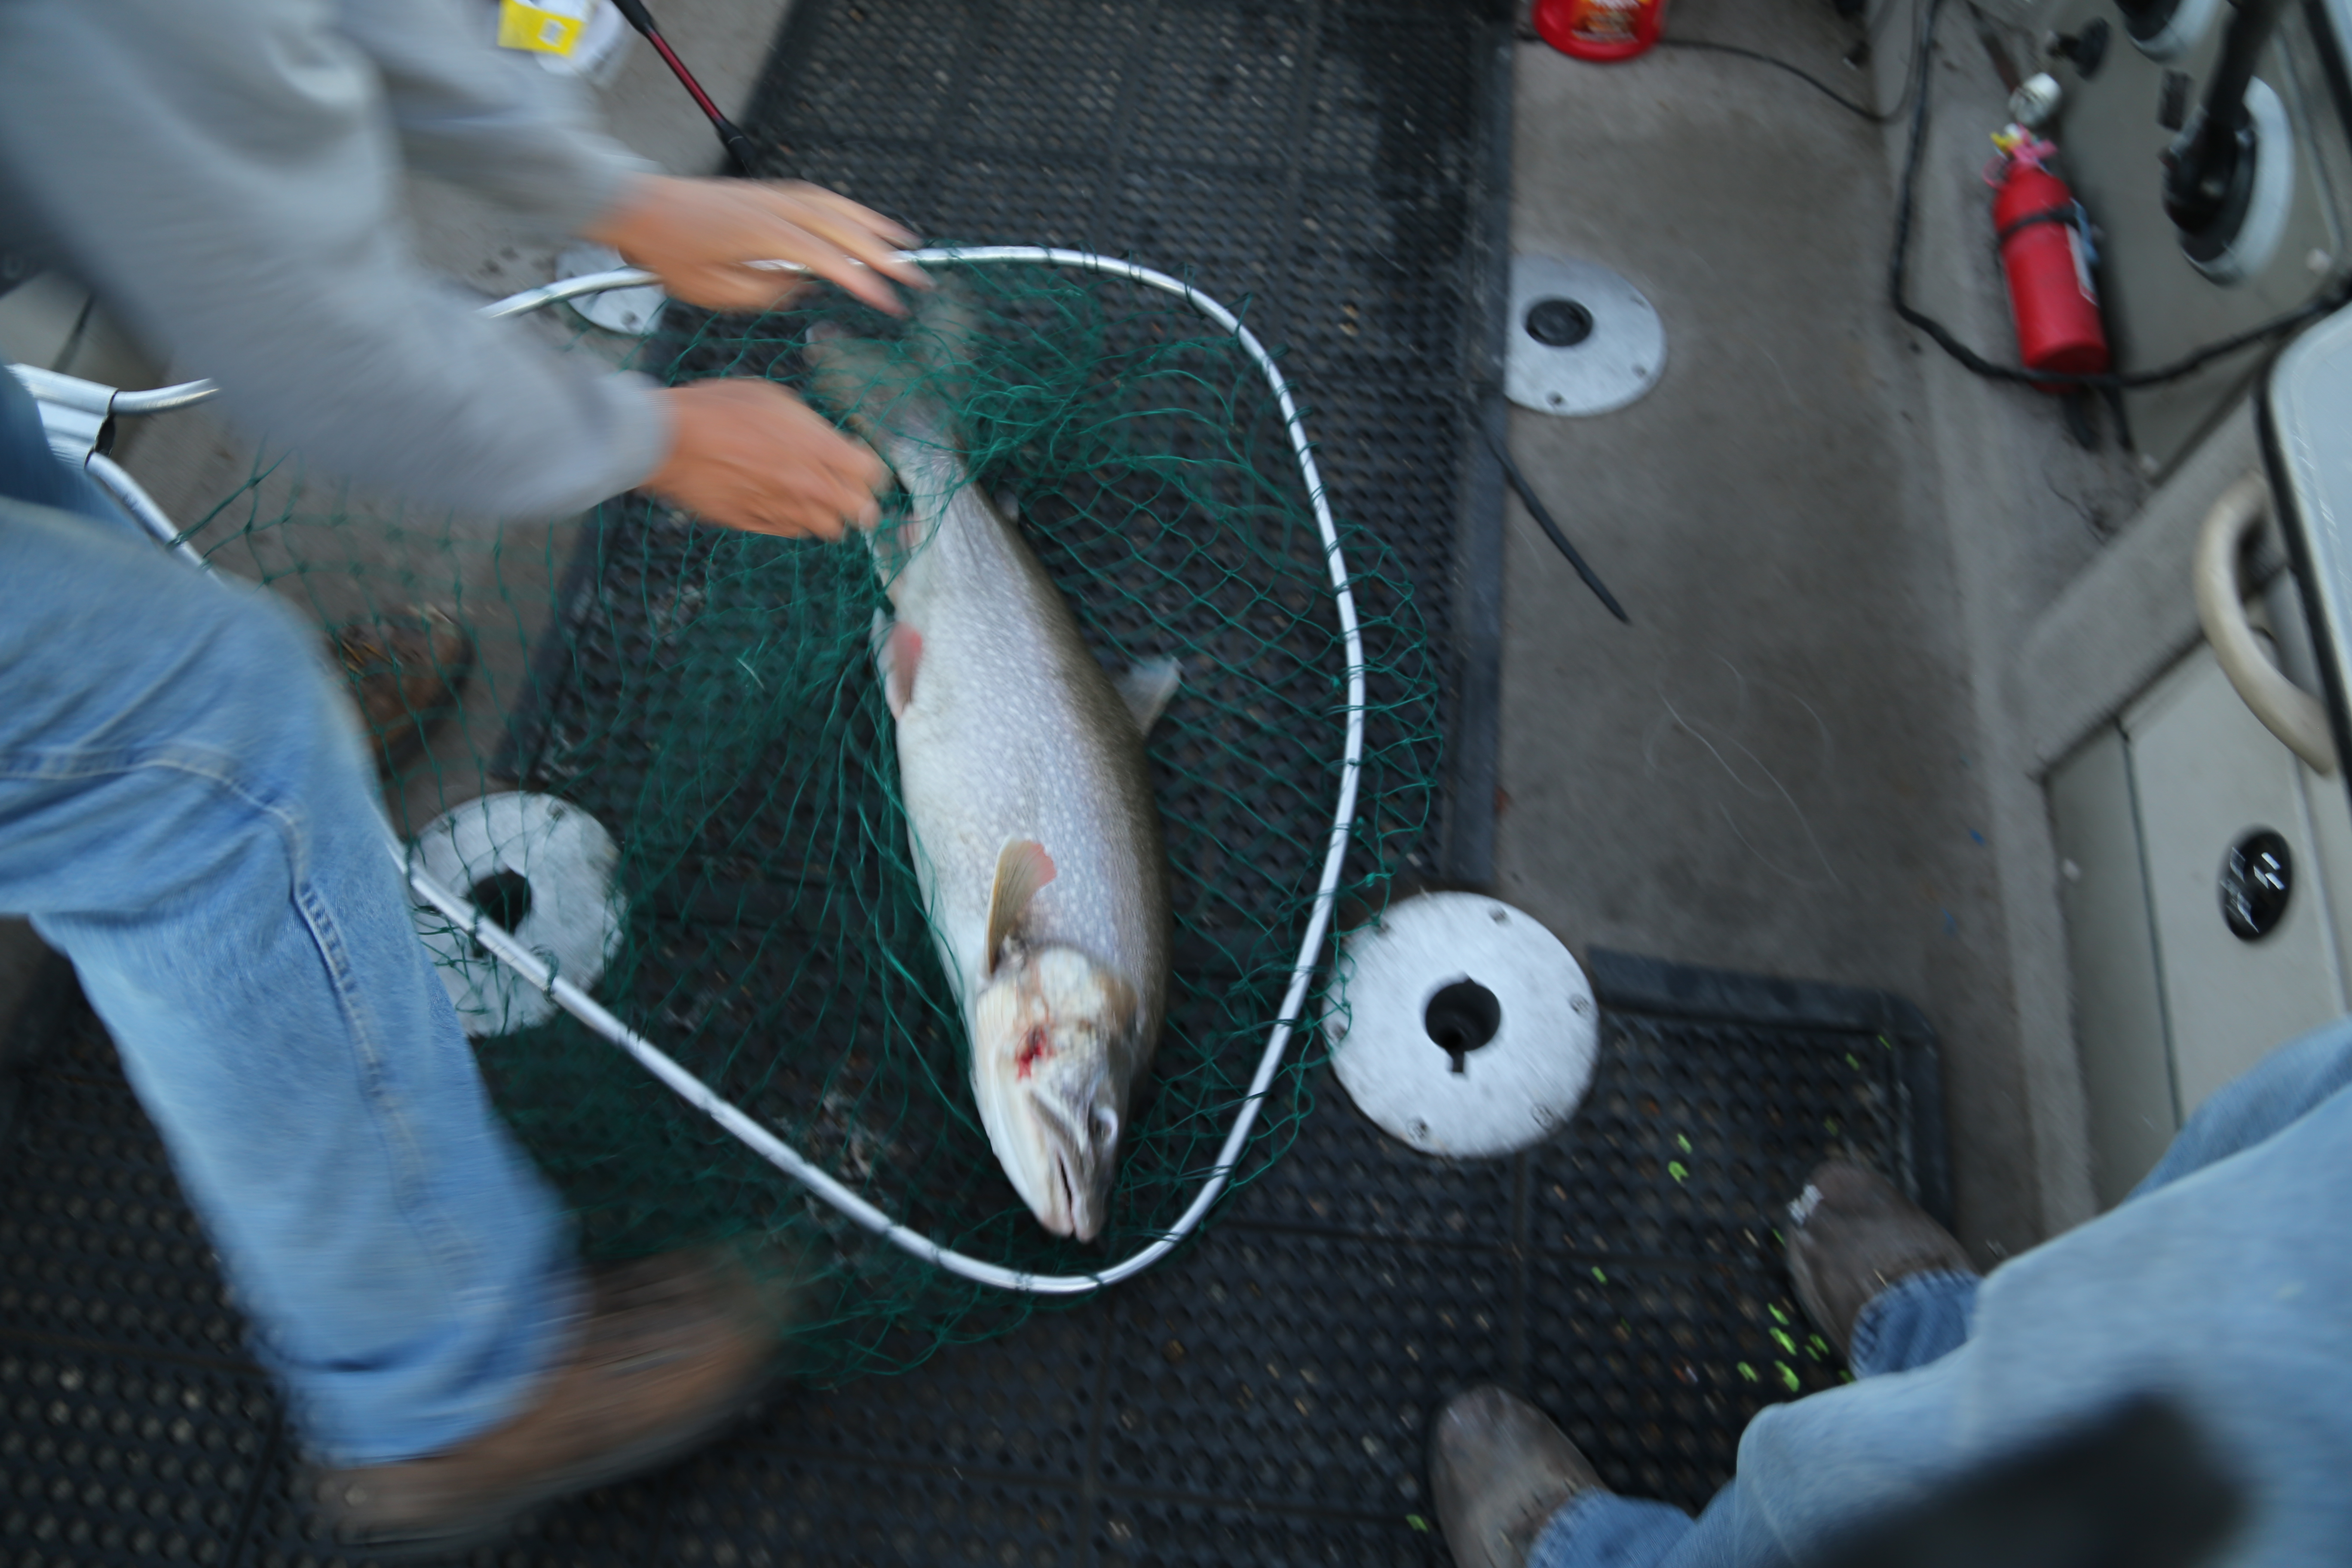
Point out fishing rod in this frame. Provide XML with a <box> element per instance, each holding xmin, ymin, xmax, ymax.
<box><xmin>604</xmin><ymin>0</ymin><xmax>760</xmax><ymax>175</ymax></box>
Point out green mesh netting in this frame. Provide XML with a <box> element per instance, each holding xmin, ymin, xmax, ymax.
<box><xmin>182</xmin><ymin>258</ymin><xmax>1440</xmax><ymax>1379</ymax></box>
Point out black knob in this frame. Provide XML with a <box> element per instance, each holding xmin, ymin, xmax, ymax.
<box><xmin>2219</xmin><ymin>830</ymin><xmax>2293</xmax><ymax>941</ymax></box>
<box><xmin>2053</xmin><ymin>17</ymin><xmax>2110</xmax><ymax>78</ymax></box>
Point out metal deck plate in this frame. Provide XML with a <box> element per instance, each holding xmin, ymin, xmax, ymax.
<box><xmin>409</xmin><ymin>792</ymin><xmax>627</xmax><ymax>1038</ymax></box>
<box><xmin>1327</xmin><ymin>893</ymin><xmax>1599</xmax><ymax>1158</ymax></box>
<box><xmin>1505</xmin><ymin>255</ymin><xmax>1666</xmax><ymax>416</ymax></box>
<box><xmin>555</xmin><ymin>244</ymin><xmax>665</xmax><ymax>337</ymax></box>
<box><xmin>0</xmin><ymin>951</ymin><xmax>1944</xmax><ymax>1564</ymax></box>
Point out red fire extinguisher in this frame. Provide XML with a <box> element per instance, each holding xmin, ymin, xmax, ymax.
<box><xmin>1988</xmin><ymin>129</ymin><xmax>2109</xmax><ymax>385</ymax></box>
<box><xmin>1534</xmin><ymin>0</ymin><xmax>1667</xmax><ymax>61</ymax></box>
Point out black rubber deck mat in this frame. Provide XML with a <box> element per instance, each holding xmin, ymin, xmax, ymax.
<box><xmin>734</xmin><ymin>0</ymin><xmax>1518</xmax><ymax>882</ymax></box>
<box><xmin>0</xmin><ymin>953</ymin><xmax>1945</xmax><ymax>1564</ymax></box>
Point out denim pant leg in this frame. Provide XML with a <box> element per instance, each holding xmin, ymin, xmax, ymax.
<box><xmin>0</xmin><ymin>481</ymin><xmax>573</xmax><ymax>1464</ymax></box>
<box><xmin>1847</xmin><ymin>1270</ymin><xmax>1979</xmax><ymax>1378</ymax></box>
<box><xmin>1531</xmin><ymin>1019</ymin><xmax>2352</xmax><ymax>1568</ymax></box>
<box><xmin>2131</xmin><ymin>1014</ymin><xmax>2352</xmax><ymax>1197</ymax></box>
<box><xmin>1528</xmin><ymin>1262</ymin><xmax>1981</xmax><ymax>1565</ymax></box>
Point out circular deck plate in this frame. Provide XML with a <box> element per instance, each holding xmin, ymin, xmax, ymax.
<box><xmin>2185</xmin><ymin>79</ymin><xmax>2296</xmax><ymax>287</ymax></box>
<box><xmin>1324</xmin><ymin>892</ymin><xmax>1598</xmax><ymax>1159</ymax></box>
<box><xmin>557</xmin><ymin>242</ymin><xmax>667</xmax><ymax>336</ymax></box>
<box><xmin>410</xmin><ymin>791</ymin><xmax>627</xmax><ymax>1037</ymax></box>
<box><xmin>1506</xmin><ymin>255</ymin><xmax>1665</xmax><ymax>416</ymax></box>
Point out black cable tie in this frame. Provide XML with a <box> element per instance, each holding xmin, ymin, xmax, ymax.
<box><xmin>1994</xmin><ymin>204</ymin><xmax>2087</xmax><ymax>247</ymax></box>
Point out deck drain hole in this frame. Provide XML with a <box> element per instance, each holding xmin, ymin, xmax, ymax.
<box><xmin>1426</xmin><ymin>980</ymin><xmax>1501</xmax><ymax>1073</ymax></box>
<box><xmin>467</xmin><ymin>871</ymin><xmax>535</xmax><ymax>956</ymax></box>
<box><xmin>1525</xmin><ymin>298</ymin><xmax>1594</xmax><ymax>347</ymax></box>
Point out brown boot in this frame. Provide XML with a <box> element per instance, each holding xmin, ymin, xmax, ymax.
<box><xmin>332</xmin><ymin>605</ymin><xmax>474</xmax><ymax>777</ymax></box>
<box><xmin>308</xmin><ymin>1248</ymin><xmax>775</xmax><ymax>1557</ymax></box>
<box><xmin>1785</xmin><ymin>1161</ymin><xmax>1976</xmax><ymax>1358</ymax></box>
<box><xmin>1430</xmin><ymin>1386</ymin><xmax>1604</xmax><ymax>1568</ymax></box>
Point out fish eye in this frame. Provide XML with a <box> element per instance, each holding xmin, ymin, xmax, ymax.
<box><xmin>1092</xmin><ymin>1104</ymin><xmax>1120</xmax><ymax>1147</ymax></box>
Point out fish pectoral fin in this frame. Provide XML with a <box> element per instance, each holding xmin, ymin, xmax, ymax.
<box><xmin>870</xmin><ymin>618</ymin><xmax>924</xmax><ymax>720</ymax></box>
<box><xmin>985</xmin><ymin>839</ymin><xmax>1057</xmax><ymax>977</ymax></box>
<box><xmin>1113</xmin><ymin>657</ymin><xmax>1183</xmax><ymax>735</ymax></box>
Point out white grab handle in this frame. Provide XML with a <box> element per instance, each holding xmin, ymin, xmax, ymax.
<box><xmin>2194</xmin><ymin>473</ymin><xmax>2340</xmax><ymax>775</ymax></box>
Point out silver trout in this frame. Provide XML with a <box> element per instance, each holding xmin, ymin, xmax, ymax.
<box><xmin>807</xmin><ymin>296</ymin><xmax>1174</xmax><ymax>1241</ymax></box>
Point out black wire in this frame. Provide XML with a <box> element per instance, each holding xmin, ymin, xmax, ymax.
<box><xmin>1887</xmin><ymin>0</ymin><xmax>2350</xmax><ymax>389</ymax></box>
<box><xmin>1476</xmin><ymin>421</ymin><xmax>1632</xmax><ymax>624</ymax></box>
<box><xmin>1654</xmin><ymin>0</ymin><xmax>1933</xmax><ymax>123</ymax></box>
<box><xmin>1657</xmin><ymin>37</ymin><xmax>1898</xmax><ymax>122</ymax></box>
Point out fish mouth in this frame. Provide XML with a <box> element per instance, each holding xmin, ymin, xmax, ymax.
<box><xmin>1050</xmin><ymin>1152</ymin><xmax>1090</xmax><ymax>1242</ymax></box>
<box><xmin>1026</xmin><ymin>1089</ymin><xmax>1106</xmax><ymax>1241</ymax></box>
<box><xmin>1049</xmin><ymin>1155</ymin><xmax>1106</xmax><ymax>1243</ymax></box>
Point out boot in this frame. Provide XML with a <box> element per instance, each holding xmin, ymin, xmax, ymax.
<box><xmin>331</xmin><ymin>604</ymin><xmax>474</xmax><ymax>777</ymax></box>
<box><xmin>1785</xmin><ymin>1161</ymin><xmax>1975</xmax><ymax>1357</ymax></box>
<box><xmin>308</xmin><ymin>1247</ymin><xmax>774</xmax><ymax>1557</ymax></box>
<box><xmin>1430</xmin><ymin>1386</ymin><xmax>1605</xmax><ymax>1568</ymax></box>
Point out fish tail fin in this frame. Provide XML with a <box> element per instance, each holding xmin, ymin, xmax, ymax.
<box><xmin>804</xmin><ymin>325</ymin><xmax>948</xmax><ymax>453</ymax></box>
<box><xmin>804</xmin><ymin>279</ymin><xmax>981</xmax><ymax>453</ymax></box>
<box><xmin>908</xmin><ymin>277</ymin><xmax>983</xmax><ymax>403</ymax></box>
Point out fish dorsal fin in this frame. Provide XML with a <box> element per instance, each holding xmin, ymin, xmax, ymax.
<box><xmin>985</xmin><ymin>839</ymin><xmax>1057</xmax><ymax>977</ymax></box>
<box><xmin>1113</xmin><ymin>657</ymin><xmax>1182</xmax><ymax>735</ymax></box>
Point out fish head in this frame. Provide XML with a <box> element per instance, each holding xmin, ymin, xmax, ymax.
<box><xmin>970</xmin><ymin>944</ymin><xmax>1138</xmax><ymax>1242</ymax></box>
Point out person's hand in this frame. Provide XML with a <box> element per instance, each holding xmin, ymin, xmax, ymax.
<box><xmin>583</xmin><ymin>175</ymin><xmax>928</xmax><ymax>316</ymax></box>
<box><xmin>642</xmin><ymin>380</ymin><xmax>887</xmax><ymax>540</ymax></box>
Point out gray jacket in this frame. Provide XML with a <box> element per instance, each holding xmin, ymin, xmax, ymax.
<box><xmin>0</xmin><ymin>0</ymin><xmax>669</xmax><ymax>518</ymax></box>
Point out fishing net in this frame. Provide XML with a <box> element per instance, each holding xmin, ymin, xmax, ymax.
<box><xmin>177</xmin><ymin>256</ymin><xmax>1442</xmax><ymax>1380</ymax></box>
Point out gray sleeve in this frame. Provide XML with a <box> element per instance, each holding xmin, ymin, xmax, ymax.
<box><xmin>339</xmin><ymin>0</ymin><xmax>655</xmax><ymax>239</ymax></box>
<box><xmin>0</xmin><ymin>0</ymin><xmax>670</xmax><ymax>519</ymax></box>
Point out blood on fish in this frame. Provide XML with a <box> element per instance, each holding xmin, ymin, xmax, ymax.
<box><xmin>1015</xmin><ymin>1024</ymin><xmax>1053</xmax><ymax>1078</ymax></box>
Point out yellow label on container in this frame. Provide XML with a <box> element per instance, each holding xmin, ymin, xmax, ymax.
<box><xmin>498</xmin><ymin>0</ymin><xmax>588</xmax><ymax>55</ymax></box>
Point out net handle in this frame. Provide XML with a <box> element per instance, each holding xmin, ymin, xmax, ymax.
<box><xmin>112</xmin><ymin>247</ymin><xmax>1369</xmax><ymax>1295</ymax></box>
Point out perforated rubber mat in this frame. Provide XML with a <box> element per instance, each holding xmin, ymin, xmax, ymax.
<box><xmin>0</xmin><ymin>951</ymin><xmax>1944</xmax><ymax>1564</ymax></box>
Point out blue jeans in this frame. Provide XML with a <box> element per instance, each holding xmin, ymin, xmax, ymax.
<box><xmin>1531</xmin><ymin>1014</ymin><xmax>2352</xmax><ymax>1567</ymax></box>
<box><xmin>1527</xmin><ymin>1274</ymin><xmax>1980</xmax><ymax>1568</ymax></box>
<box><xmin>0</xmin><ymin>368</ymin><xmax>571</xmax><ymax>1465</ymax></box>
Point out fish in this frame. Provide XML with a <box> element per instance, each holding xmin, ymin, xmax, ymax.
<box><xmin>806</xmin><ymin>291</ymin><xmax>1177</xmax><ymax>1242</ymax></box>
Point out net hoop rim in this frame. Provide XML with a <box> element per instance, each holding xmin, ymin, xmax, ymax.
<box><xmin>112</xmin><ymin>247</ymin><xmax>1368</xmax><ymax>1295</ymax></box>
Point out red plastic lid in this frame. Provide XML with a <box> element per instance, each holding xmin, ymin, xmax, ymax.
<box><xmin>1533</xmin><ymin>0</ymin><xmax>1666</xmax><ymax>61</ymax></box>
